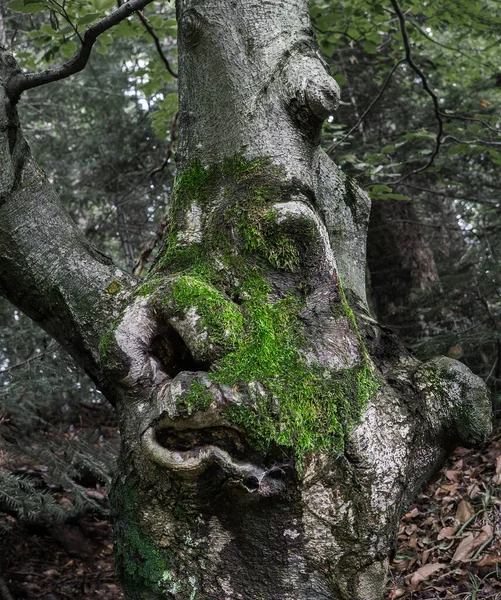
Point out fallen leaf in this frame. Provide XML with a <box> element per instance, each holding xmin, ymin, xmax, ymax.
<box><xmin>451</xmin><ymin>528</ymin><xmax>491</xmax><ymax>563</ymax></box>
<box><xmin>468</xmin><ymin>484</ymin><xmax>481</xmax><ymax>499</ymax></box>
<box><xmin>388</xmin><ymin>588</ymin><xmax>406</xmax><ymax>599</ymax></box>
<box><xmin>436</xmin><ymin>482</ymin><xmax>458</xmax><ymax>496</ymax></box>
<box><xmin>438</xmin><ymin>526</ymin><xmax>458</xmax><ymax>540</ymax></box>
<box><xmin>455</xmin><ymin>499</ymin><xmax>474</xmax><ymax>524</ymax></box>
<box><xmin>403</xmin><ymin>507</ymin><xmax>420</xmax><ymax>520</ymax></box>
<box><xmin>42</xmin><ymin>569</ymin><xmax>59</xmax><ymax>577</ymax></box>
<box><xmin>409</xmin><ymin>563</ymin><xmax>446</xmax><ymax>586</ymax></box>
<box><xmin>445</xmin><ymin>470</ymin><xmax>460</xmax><ymax>482</ymax></box>
<box><xmin>493</xmin><ymin>455</ymin><xmax>501</xmax><ymax>485</ymax></box>
<box><xmin>478</xmin><ymin>554</ymin><xmax>501</xmax><ymax>567</ymax></box>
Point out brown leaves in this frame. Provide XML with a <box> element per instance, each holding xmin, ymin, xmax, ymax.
<box><xmin>455</xmin><ymin>499</ymin><xmax>474</xmax><ymax>523</ymax></box>
<box><xmin>386</xmin><ymin>424</ymin><xmax>501</xmax><ymax>599</ymax></box>
<box><xmin>452</xmin><ymin>525</ymin><xmax>493</xmax><ymax>563</ymax></box>
<box><xmin>493</xmin><ymin>454</ymin><xmax>501</xmax><ymax>485</ymax></box>
<box><xmin>409</xmin><ymin>563</ymin><xmax>446</xmax><ymax>586</ymax></box>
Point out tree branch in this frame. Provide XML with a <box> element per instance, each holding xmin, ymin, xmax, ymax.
<box><xmin>407</xmin><ymin>18</ymin><xmax>496</xmax><ymax>71</ymax></box>
<box><xmin>135</xmin><ymin>112</ymin><xmax>178</xmax><ymax>276</ymax></box>
<box><xmin>327</xmin><ymin>59</ymin><xmax>405</xmax><ymax>154</ymax></box>
<box><xmin>137</xmin><ymin>10</ymin><xmax>178</xmax><ymax>78</ymax></box>
<box><xmin>389</xmin><ymin>0</ymin><xmax>443</xmax><ymax>184</ymax></box>
<box><xmin>7</xmin><ymin>0</ymin><xmax>156</xmax><ymax>100</ymax></box>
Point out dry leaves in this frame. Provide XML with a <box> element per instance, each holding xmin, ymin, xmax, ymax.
<box><xmin>386</xmin><ymin>424</ymin><xmax>501</xmax><ymax>599</ymax></box>
<box><xmin>452</xmin><ymin>525</ymin><xmax>493</xmax><ymax>563</ymax></box>
<box><xmin>455</xmin><ymin>499</ymin><xmax>474</xmax><ymax>523</ymax></box>
<box><xmin>409</xmin><ymin>563</ymin><xmax>446</xmax><ymax>586</ymax></box>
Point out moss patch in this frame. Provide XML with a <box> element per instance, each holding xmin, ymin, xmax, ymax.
<box><xmin>179</xmin><ymin>379</ymin><xmax>213</xmax><ymax>413</ymax></box>
<box><xmin>113</xmin><ymin>485</ymin><xmax>175</xmax><ymax>598</ymax></box>
<box><xmin>106</xmin><ymin>280</ymin><xmax>122</xmax><ymax>295</ymax></box>
<box><xmin>171</xmin><ymin>276</ymin><xmax>244</xmax><ymax>351</ymax></box>
<box><xmin>142</xmin><ymin>156</ymin><xmax>378</xmax><ymax>463</ymax></box>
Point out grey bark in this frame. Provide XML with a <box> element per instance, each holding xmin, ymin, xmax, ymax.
<box><xmin>0</xmin><ymin>1</ymin><xmax>492</xmax><ymax>600</ymax></box>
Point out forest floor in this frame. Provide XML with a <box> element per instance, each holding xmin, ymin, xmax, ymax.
<box><xmin>0</xmin><ymin>423</ymin><xmax>500</xmax><ymax>600</ymax></box>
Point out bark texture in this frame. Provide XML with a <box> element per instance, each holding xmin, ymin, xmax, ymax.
<box><xmin>0</xmin><ymin>2</ymin><xmax>492</xmax><ymax>600</ymax></box>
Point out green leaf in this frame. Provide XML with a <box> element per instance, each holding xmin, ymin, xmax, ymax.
<box><xmin>363</xmin><ymin>40</ymin><xmax>378</xmax><ymax>54</ymax></box>
<box><xmin>60</xmin><ymin>40</ymin><xmax>77</xmax><ymax>59</ymax></box>
<box><xmin>8</xmin><ymin>0</ymin><xmax>47</xmax><ymax>13</ymax></box>
<box><xmin>369</xmin><ymin>184</ymin><xmax>392</xmax><ymax>194</ymax></box>
<box><xmin>333</xmin><ymin>73</ymin><xmax>347</xmax><ymax>86</ymax></box>
<box><xmin>79</xmin><ymin>13</ymin><xmax>101</xmax><ymax>26</ymax></box>
<box><xmin>375</xmin><ymin>193</ymin><xmax>410</xmax><ymax>201</ymax></box>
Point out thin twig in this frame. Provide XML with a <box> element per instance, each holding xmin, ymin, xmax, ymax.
<box><xmin>148</xmin><ymin>112</ymin><xmax>178</xmax><ymax>178</ymax></box>
<box><xmin>7</xmin><ymin>0</ymin><xmax>156</xmax><ymax>99</ymax></box>
<box><xmin>408</xmin><ymin>18</ymin><xmax>495</xmax><ymax>70</ymax></box>
<box><xmin>133</xmin><ymin>213</ymin><xmax>169</xmax><ymax>276</ymax></box>
<box><xmin>439</xmin><ymin>112</ymin><xmax>501</xmax><ymax>135</ymax></box>
<box><xmin>49</xmin><ymin>0</ymin><xmax>83</xmax><ymax>43</ymax></box>
<box><xmin>389</xmin><ymin>0</ymin><xmax>443</xmax><ymax>184</ymax></box>
<box><xmin>327</xmin><ymin>59</ymin><xmax>405</xmax><ymax>154</ymax></box>
<box><xmin>0</xmin><ymin>344</ymin><xmax>55</xmax><ymax>374</ymax></box>
<box><xmin>137</xmin><ymin>10</ymin><xmax>177</xmax><ymax>78</ymax></box>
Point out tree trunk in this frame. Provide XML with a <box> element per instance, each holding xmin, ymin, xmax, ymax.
<box><xmin>367</xmin><ymin>198</ymin><xmax>440</xmax><ymax>334</ymax></box>
<box><xmin>0</xmin><ymin>0</ymin><xmax>492</xmax><ymax>598</ymax></box>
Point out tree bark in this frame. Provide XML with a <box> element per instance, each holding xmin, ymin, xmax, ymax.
<box><xmin>0</xmin><ymin>1</ymin><xmax>492</xmax><ymax>599</ymax></box>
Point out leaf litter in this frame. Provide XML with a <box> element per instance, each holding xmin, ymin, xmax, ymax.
<box><xmin>386</xmin><ymin>422</ymin><xmax>501</xmax><ymax>599</ymax></box>
<box><xmin>1</xmin><ymin>422</ymin><xmax>500</xmax><ymax>598</ymax></box>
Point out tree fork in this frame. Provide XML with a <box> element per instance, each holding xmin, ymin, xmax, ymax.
<box><xmin>107</xmin><ymin>0</ymin><xmax>492</xmax><ymax>598</ymax></box>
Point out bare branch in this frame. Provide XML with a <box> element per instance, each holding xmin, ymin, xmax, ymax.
<box><xmin>148</xmin><ymin>111</ymin><xmax>178</xmax><ymax>177</ymax></box>
<box><xmin>389</xmin><ymin>0</ymin><xmax>443</xmax><ymax>184</ymax></box>
<box><xmin>7</xmin><ymin>0</ymin><xmax>156</xmax><ymax>100</ymax></box>
<box><xmin>327</xmin><ymin>59</ymin><xmax>405</xmax><ymax>154</ymax></box>
<box><xmin>133</xmin><ymin>212</ymin><xmax>168</xmax><ymax>277</ymax></box>
<box><xmin>0</xmin><ymin>343</ymin><xmax>56</xmax><ymax>374</ymax></box>
<box><xmin>135</xmin><ymin>112</ymin><xmax>179</xmax><ymax>276</ymax></box>
<box><xmin>137</xmin><ymin>10</ymin><xmax>178</xmax><ymax>78</ymax></box>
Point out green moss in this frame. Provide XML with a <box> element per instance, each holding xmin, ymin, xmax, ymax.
<box><xmin>171</xmin><ymin>276</ymin><xmax>244</xmax><ymax>351</ymax></box>
<box><xmin>238</xmin><ymin>203</ymin><xmax>301</xmax><ymax>271</ymax></box>
<box><xmin>106</xmin><ymin>280</ymin><xmax>122</xmax><ymax>295</ymax></box>
<box><xmin>138</xmin><ymin>155</ymin><xmax>378</xmax><ymax>463</ymax></box>
<box><xmin>98</xmin><ymin>328</ymin><xmax>116</xmax><ymax>364</ymax></box>
<box><xmin>114</xmin><ymin>486</ymin><xmax>175</xmax><ymax>598</ymax></box>
<box><xmin>213</xmin><ymin>276</ymin><xmax>378</xmax><ymax>459</ymax></box>
<box><xmin>179</xmin><ymin>380</ymin><xmax>213</xmax><ymax>413</ymax></box>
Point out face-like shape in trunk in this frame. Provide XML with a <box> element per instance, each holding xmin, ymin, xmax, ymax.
<box><xmin>109</xmin><ymin>160</ymin><xmax>386</xmax><ymax>599</ymax></box>
<box><xmin>107</xmin><ymin>1</ymin><xmax>492</xmax><ymax>598</ymax></box>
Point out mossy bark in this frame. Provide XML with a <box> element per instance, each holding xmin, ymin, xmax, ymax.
<box><xmin>0</xmin><ymin>6</ymin><xmax>492</xmax><ymax>600</ymax></box>
<box><xmin>106</xmin><ymin>0</ymin><xmax>491</xmax><ymax>595</ymax></box>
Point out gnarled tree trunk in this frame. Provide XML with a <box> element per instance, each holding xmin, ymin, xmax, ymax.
<box><xmin>0</xmin><ymin>0</ymin><xmax>492</xmax><ymax>598</ymax></box>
